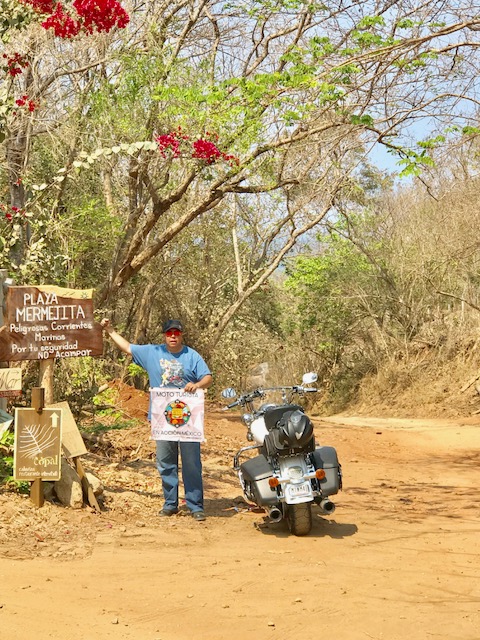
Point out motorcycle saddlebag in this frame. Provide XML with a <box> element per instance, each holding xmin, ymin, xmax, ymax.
<box><xmin>240</xmin><ymin>454</ymin><xmax>278</xmax><ymax>506</ymax></box>
<box><xmin>311</xmin><ymin>446</ymin><xmax>342</xmax><ymax>496</ymax></box>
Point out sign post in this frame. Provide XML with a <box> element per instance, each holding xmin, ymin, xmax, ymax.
<box><xmin>14</xmin><ymin>387</ymin><xmax>63</xmax><ymax>507</ymax></box>
<box><xmin>0</xmin><ymin>269</ymin><xmax>11</xmax><ymax>414</ymax></box>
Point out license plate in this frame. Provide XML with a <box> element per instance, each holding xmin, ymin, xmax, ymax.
<box><xmin>289</xmin><ymin>482</ymin><xmax>311</xmax><ymax>497</ymax></box>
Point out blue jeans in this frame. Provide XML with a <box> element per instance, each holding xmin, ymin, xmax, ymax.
<box><xmin>155</xmin><ymin>440</ymin><xmax>204</xmax><ymax>512</ymax></box>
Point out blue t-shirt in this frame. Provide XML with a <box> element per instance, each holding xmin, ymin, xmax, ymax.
<box><xmin>131</xmin><ymin>343</ymin><xmax>211</xmax><ymax>389</ymax></box>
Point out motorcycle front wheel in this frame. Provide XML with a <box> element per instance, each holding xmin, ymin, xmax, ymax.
<box><xmin>286</xmin><ymin>502</ymin><xmax>312</xmax><ymax>536</ymax></box>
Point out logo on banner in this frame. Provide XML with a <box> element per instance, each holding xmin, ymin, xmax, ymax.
<box><xmin>164</xmin><ymin>400</ymin><xmax>191</xmax><ymax>427</ymax></box>
<box><xmin>151</xmin><ymin>388</ymin><xmax>205</xmax><ymax>442</ymax></box>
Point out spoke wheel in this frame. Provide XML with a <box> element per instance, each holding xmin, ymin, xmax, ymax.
<box><xmin>286</xmin><ymin>502</ymin><xmax>312</xmax><ymax>536</ymax></box>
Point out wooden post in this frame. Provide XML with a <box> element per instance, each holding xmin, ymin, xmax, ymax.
<box><xmin>39</xmin><ymin>360</ymin><xmax>54</xmax><ymax>404</ymax></box>
<box><xmin>30</xmin><ymin>478</ymin><xmax>44</xmax><ymax>508</ymax></box>
<box><xmin>31</xmin><ymin>386</ymin><xmax>45</xmax><ymax>412</ymax></box>
<box><xmin>0</xmin><ymin>269</ymin><xmax>9</xmax><ymax>414</ymax></box>
<box><xmin>74</xmin><ymin>457</ymin><xmax>101</xmax><ymax>512</ymax></box>
<box><xmin>30</xmin><ymin>386</ymin><xmax>45</xmax><ymax>507</ymax></box>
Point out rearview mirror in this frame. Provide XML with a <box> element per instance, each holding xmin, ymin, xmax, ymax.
<box><xmin>221</xmin><ymin>387</ymin><xmax>237</xmax><ymax>399</ymax></box>
<box><xmin>302</xmin><ymin>372</ymin><xmax>318</xmax><ymax>385</ymax></box>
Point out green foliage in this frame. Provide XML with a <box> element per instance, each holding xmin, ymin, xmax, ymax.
<box><xmin>285</xmin><ymin>232</ymin><xmax>373</xmax><ymax>352</ymax></box>
<box><xmin>462</xmin><ymin>126</ymin><xmax>480</xmax><ymax>136</ymax></box>
<box><xmin>224</xmin><ymin>0</ymin><xmax>315</xmax><ymax>18</ymax></box>
<box><xmin>127</xmin><ymin>363</ymin><xmax>148</xmax><ymax>386</ymax></box>
<box><xmin>396</xmin><ymin>19</ymin><xmax>418</xmax><ymax>30</ymax></box>
<box><xmin>397</xmin><ymin>149</ymin><xmax>436</xmax><ymax>177</ymax></box>
<box><xmin>0</xmin><ymin>428</ymin><xmax>29</xmax><ymax>493</ymax></box>
<box><xmin>58</xmin><ymin>198</ymin><xmax>121</xmax><ymax>287</ymax></box>
<box><xmin>356</xmin><ymin>16</ymin><xmax>386</xmax><ymax>30</ymax></box>
<box><xmin>350</xmin><ymin>114</ymin><xmax>374</xmax><ymax>126</ymax></box>
<box><xmin>53</xmin><ymin>357</ymin><xmax>109</xmax><ymax>420</ymax></box>
<box><xmin>0</xmin><ymin>0</ymin><xmax>35</xmax><ymax>41</ymax></box>
<box><xmin>417</xmin><ymin>135</ymin><xmax>446</xmax><ymax>149</ymax></box>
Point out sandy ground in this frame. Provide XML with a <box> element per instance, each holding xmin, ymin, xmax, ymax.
<box><xmin>1</xmin><ymin>402</ymin><xmax>479</xmax><ymax>640</ymax></box>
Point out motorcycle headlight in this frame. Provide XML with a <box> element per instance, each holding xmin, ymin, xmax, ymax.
<box><xmin>242</xmin><ymin>413</ymin><xmax>253</xmax><ymax>426</ymax></box>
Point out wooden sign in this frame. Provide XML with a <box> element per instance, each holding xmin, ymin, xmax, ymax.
<box><xmin>14</xmin><ymin>407</ymin><xmax>63</xmax><ymax>480</ymax></box>
<box><xmin>48</xmin><ymin>400</ymin><xmax>87</xmax><ymax>458</ymax></box>
<box><xmin>0</xmin><ymin>367</ymin><xmax>22</xmax><ymax>397</ymax></box>
<box><xmin>0</xmin><ymin>285</ymin><xmax>103</xmax><ymax>361</ymax></box>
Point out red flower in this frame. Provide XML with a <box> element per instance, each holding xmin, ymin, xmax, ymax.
<box><xmin>156</xmin><ymin>130</ymin><xmax>239</xmax><ymax>167</ymax></box>
<box><xmin>1</xmin><ymin>204</ymin><xmax>25</xmax><ymax>221</ymax></box>
<box><xmin>192</xmin><ymin>139</ymin><xmax>222</xmax><ymax>164</ymax></box>
<box><xmin>73</xmin><ymin>0</ymin><xmax>130</xmax><ymax>33</ymax></box>
<box><xmin>15</xmin><ymin>95</ymin><xmax>38</xmax><ymax>112</ymax></box>
<box><xmin>24</xmin><ymin>0</ymin><xmax>130</xmax><ymax>38</ymax></box>
<box><xmin>156</xmin><ymin>133</ymin><xmax>181</xmax><ymax>158</ymax></box>
<box><xmin>191</xmin><ymin>138</ymin><xmax>239</xmax><ymax>166</ymax></box>
<box><xmin>41</xmin><ymin>4</ymin><xmax>82</xmax><ymax>38</ymax></box>
<box><xmin>3</xmin><ymin>52</ymin><xmax>29</xmax><ymax>77</ymax></box>
<box><xmin>21</xmin><ymin>0</ymin><xmax>55</xmax><ymax>13</ymax></box>
<box><xmin>222</xmin><ymin>153</ymin><xmax>240</xmax><ymax>167</ymax></box>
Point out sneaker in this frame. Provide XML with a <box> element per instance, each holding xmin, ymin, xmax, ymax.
<box><xmin>192</xmin><ymin>511</ymin><xmax>206</xmax><ymax>521</ymax></box>
<box><xmin>158</xmin><ymin>508</ymin><xmax>178</xmax><ymax>517</ymax></box>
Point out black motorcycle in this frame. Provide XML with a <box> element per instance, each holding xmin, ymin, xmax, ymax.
<box><xmin>222</xmin><ymin>373</ymin><xmax>342</xmax><ymax>536</ymax></box>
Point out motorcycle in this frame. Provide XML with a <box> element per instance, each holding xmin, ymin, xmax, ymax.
<box><xmin>222</xmin><ymin>373</ymin><xmax>342</xmax><ymax>536</ymax></box>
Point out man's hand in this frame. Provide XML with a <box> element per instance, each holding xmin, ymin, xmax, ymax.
<box><xmin>99</xmin><ymin>319</ymin><xmax>132</xmax><ymax>355</ymax></box>
<box><xmin>100</xmin><ymin>318</ymin><xmax>112</xmax><ymax>333</ymax></box>
<box><xmin>184</xmin><ymin>374</ymin><xmax>212</xmax><ymax>393</ymax></box>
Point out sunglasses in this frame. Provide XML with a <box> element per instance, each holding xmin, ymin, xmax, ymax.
<box><xmin>165</xmin><ymin>329</ymin><xmax>182</xmax><ymax>337</ymax></box>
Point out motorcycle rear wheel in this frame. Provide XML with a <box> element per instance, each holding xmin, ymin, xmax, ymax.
<box><xmin>286</xmin><ymin>502</ymin><xmax>312</xmax><ymax>536</ymax></box>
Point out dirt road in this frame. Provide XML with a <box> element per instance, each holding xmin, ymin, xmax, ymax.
<box><xmin>1</xmin><ymin>409</ymin><xmax>479</xmax><ymax>640</ymax></box>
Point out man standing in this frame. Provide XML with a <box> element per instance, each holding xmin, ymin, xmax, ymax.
<box><xmin>100</xmin><ymin>318</ymin><xmax>212</xmax><ymax>521</ymax></box>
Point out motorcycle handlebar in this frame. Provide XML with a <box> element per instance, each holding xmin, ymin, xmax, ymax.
<box><xmin>225</xmin><ymin>386</ymin><xmax>318</xmax><ymax>409</ymax></box>
<box><xmin>290</xmin><ymin>386</ymin><xmax>318</xmax><ymax>394</ymax></box>
<box><xmin>226</xmin><ymin>389</ymin><xmax>264</xmax><ymax>408</ymax></box>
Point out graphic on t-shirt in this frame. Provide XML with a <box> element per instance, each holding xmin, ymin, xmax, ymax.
<box><xmin>160</xmin><ymin>358</ymin><xmax>184</xmax><ymax>387</ymax></box>
<box><xmin>164</xmin><ymin>400</ymin><xmax>191</xmax><ymax>427</ymax></box>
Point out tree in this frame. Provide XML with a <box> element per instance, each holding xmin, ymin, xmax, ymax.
<box><xmin>2</xmin><ymin>0</ymin><xmax>480</xmax><ymax>352</ymax></box>
<box><xmin>1</xmin><ymin>0</ymin><xmax>131</xmax><ymax>274</ymax></box>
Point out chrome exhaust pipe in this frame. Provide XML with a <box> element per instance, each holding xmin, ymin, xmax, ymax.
<box><xmin>319</xmin><ymin>499</ymin><xmax>335</xmax><ymax>515</ymax></box>
<box><xmin>267</xmin><ymin>506</ymin><xmax>283</xmax><ymax>523</ymax></box>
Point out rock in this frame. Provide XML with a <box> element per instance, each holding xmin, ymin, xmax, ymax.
<box><xmin>43</xmin><ymin>482</ymin><xmax>55</xmax><ymax>501</ymax></box>
<box><xmin>54</xmin><ymin>458</ymin><xmax>83</xmax><ymax>509</ymax></box>
<box><xmin>246</xmin><ymin>362</ymin><xmax>269</xmax><ymax>388</ymax></box>
<box><xmin>85</xmin><ymin>472</ymin><xmax>104</xmax><ymax>496</ymax></box>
